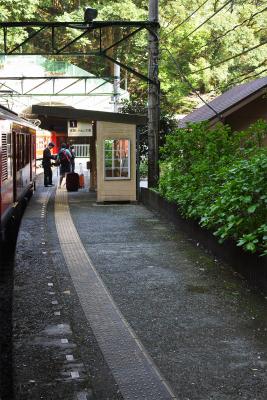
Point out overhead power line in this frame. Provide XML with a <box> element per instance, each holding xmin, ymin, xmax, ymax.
<box><xmin>234</xmin><ymin>68</ymin><xmax>267</xmax><ymax>84</ymax></box>
<box><xmin>179</xmin><ymin>0</ymin><xmax>232</xmax><ymax>44</ymax></box>
<box><xmin>161</xmin><ymin>0</ymin><xmax>210</xmax><ymax>40</ymax></box>
<box><xmin>222</xmin><ymin>67</ymin><xmax>267</xmax><ymax>90</ymax></box>
<box><xmin>162</xmin><ymin>46</ymin><xmax>223</xmax><ymax>121</ymax></box>
<box><xmin>175</xmin><ymin>6</ymin><xmax>267</xmax><ymax>64</ymax></box>
<box><xmin>223</xmin><ymin>60</ymin><xmax>267</xmax><ymax>87</ymax></box>
<box><xmin>197</xmin><ymin>6</ymin><xmax>267</xmax><ymax>53</ymax></box>
<box><xmin>189</xmin><ymin>40</ymin><xmax>267</xmax><ymax>75</ymax></box>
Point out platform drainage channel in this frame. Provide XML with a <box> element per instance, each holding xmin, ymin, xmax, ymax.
<box><xmin>55</xmin><ymin>189</ymin><xmax>176</xmax><ymax>400</ymax></box>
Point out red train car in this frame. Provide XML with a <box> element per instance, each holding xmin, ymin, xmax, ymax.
<box><xmin>0</xmin><ymin>105</ymin><xmax>36</xmax><ymax>245</ymax></box>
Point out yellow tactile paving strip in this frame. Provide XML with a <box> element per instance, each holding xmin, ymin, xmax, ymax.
<box><xmin>55</xmin><ymin>188</ymin><xmax>176</xmax><ymax>400</ymax></box>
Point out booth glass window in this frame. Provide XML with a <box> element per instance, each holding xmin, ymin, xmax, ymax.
<box><xmin>104</xmin><ymin>139</ymin><xmax>130</xmax><ymax>179</ymax></box>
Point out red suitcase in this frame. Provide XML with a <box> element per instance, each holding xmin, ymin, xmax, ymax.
<box><xmin>79</xmin><ymin>173</ymin><xmax>85</xmax><ymax>188</ymax></box>
<box><xmin>66</xmin><ymin>172</ymin><xmax>79</xmax><ymax>192</ymax></box>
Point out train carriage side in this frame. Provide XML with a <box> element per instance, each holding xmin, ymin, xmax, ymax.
<box><xmin>0</xmin><ymin>109</ymin><xmax>36</xmax><ymax>244</ymax></box>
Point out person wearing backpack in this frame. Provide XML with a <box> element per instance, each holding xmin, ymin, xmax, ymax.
<box><xmin>57</xmin><ymin>142</ymin><xmax>72</xmax><ymax>188</ymax></box>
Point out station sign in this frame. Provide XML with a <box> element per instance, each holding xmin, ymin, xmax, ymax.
<box><xmin>68</xmin><ymin>120</ymin><xmax>93</xmax><ymax>137</ymax></box>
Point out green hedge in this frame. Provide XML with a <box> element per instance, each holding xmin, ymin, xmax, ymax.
<box><xmin>159</xmin><ymin>120</ymin><xmax>267</xmax><ymax>256</ymax></box>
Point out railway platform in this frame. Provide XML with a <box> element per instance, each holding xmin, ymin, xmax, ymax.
<box><xmin>11</xmin><ymin>173</ymin><xmax>267</xmax><ymax>400</ymax></box>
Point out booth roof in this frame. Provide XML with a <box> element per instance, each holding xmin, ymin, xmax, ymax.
<box><xmin>31</xmin><ymin>105</ymin><xmax>147</xmax><ymax>125</ymax></box>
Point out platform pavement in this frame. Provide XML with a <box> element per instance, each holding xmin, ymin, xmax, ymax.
<box><xmin>12</xmin><ymin>174</ymin><xmax>267</xmax><ymax>400</ymax></box>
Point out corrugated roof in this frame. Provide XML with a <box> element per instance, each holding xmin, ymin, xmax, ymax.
<box><xmin>178</xmin><ymin>76</ymin><xmax>267</xmax><ymax>127</ymax></box>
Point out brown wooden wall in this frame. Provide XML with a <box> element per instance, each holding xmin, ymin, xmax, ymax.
<box><xmin>224</xmin><ymin>95</ymin><xmax>267</xmax><ymax>132</ymax></box>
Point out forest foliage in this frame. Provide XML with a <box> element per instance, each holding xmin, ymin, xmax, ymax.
<box><xmin>159</xmin><ymin>120</ymin><xmax>267</xmax><ymax>255</ymax></box>
<box><xmin>0</xmin><ymin>0</ymin><xmax>266</xmax><ymax>113</ymax></box>
<box><xmin>1</xmin><ymin>1</ymin><xmax>266</xmax><ymax>254</ymax></box>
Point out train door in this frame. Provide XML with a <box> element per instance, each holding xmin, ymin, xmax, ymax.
<box><xmin>12</xmin><ymin>129</ymin><xmax>17</xmax><ymax>202</ymax></box>
<box><xmin>29</xmin><ymin>129</ymin><xmax>36</xmax><ymax>182</ymax></box>
<box><xmin>32</xmin><ymin>132</ymin><xmax>36</xmax><ymax>180</ymax></box>
<box><xmin>0</xmin><ymin>120</ymin><xmax>14</xmax><ymax>216</ymax></box>
<box><xmin>13</xmin><ymin>128</ymin><xmax>24</xmax><ymax>201</ymax></box>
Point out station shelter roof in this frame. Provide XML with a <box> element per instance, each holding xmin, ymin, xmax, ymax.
<box><xmin>0</xmin><ymin>55</ymin><xmax>128</xmax><ymax>115</ymax></box>
<box><xmin>30</xmin><ymin>104</ymin><xmax>147</xmax><ymax>133</ymax></box>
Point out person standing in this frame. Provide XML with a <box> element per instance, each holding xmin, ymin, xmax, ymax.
<box><xmin>57</xmin><ymin>142</ymin><xmax>72</xmax><ymax>188</ymax></box>
<box><xmin>70</xmin><ymin>145</ymin><xmax>76</xmax><ymax>173</ymax></box>
<box><xmin>42</xmin><ymin>142</ymin><xmax>55</xmax><ymax>187</ymax></box>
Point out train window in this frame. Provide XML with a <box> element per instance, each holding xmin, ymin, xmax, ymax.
<box><xmin>21</xmin><ymin>134</ymin><xmax>25</xmax><ymax>167</ymax></box>
<box><xmin>15</xmin><ymin>133</ymin><xmax>19</xmax><ymax>170</ymax></box>
<box><xmin>1</xmin><ymin>133</ymin><xmax>8</xmax><ymax>181</ymax></box>
<box><xmin>17</xmin><ymin>134</ymin><xmax>21</xmax><ymax>170</ymax></box>
<box><xmin>7</xmin><ymin>130</ymin><xmax>12</xmax><ymax>178</ymax></box>
<box><xmin>32</xmin><ymin>136</ymin><xmax>35</xmax><ymax>160</ymax></box>
<box><xmin>25</xmin><ymin>134</ymin><xmax>30</xmax><ymax>164</ymax></box>
<box><xmin>0</xmin><ymin>120</ymin><xmax>12</xmax><ymax>181</ymax></box>
<box><xmin>16</xmin><ymin>133</ymin><xmax>23</xmax><ymax>170</ymax></box>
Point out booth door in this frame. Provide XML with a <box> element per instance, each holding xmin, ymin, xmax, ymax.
<box><xmin>96</xmin><ymin>121</ymin><xmax>136</xmax><ymax>202</ymax></box>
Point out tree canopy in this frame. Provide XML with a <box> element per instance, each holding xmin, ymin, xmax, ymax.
<box><xmin>0</xmin><ymin>0</ymin><xmax>266</xmax><ymax>114</ymax></box>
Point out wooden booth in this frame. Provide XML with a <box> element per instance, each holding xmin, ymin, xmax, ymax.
<box><xmin>96</xmin><ymin>121</ymin><xmax>136</xmax><ymax>202</ymax></box>
<box><xmin>31</xmin><ymin>105</ymin><xmax>146</xmax><ymax>202</ymax></box>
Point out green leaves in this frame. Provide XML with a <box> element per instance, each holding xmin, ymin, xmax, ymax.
<box><xmin>237</xmin><ymin>234</ymin><xmax>259</xmax><ymax>253</ymax></box>
<box><xmin>159</xmin><ymin>120</ymin><xmax>267</xmax><ymax>256</ymax></box>
<box><xmin>159</xmin><ymin>0</ymin><xmax>267</xmax><ymax>113</ymax></box>
<box><xmin>247</xmin><ymin>204</ymin><xmax>258</xmax><ymax>214</ymax></box>
<box><xmin>1</xmin><ymin>0</ymin><xmax>266</xmax><ymax>109</ymax></box>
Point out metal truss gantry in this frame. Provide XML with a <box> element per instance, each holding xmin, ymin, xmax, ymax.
<box><xmin>0</xmin><ymin>76</ymin><xmax>114</xmax><ymax>97</ymax></box>
<box><xmin>0</xmin><ymin>12</ymin><xmax>160</xmax><ymax>188</ymax></box>
<box><xmin>0</xmin><ymin>20</ymin><xmax>159</xmax><ymax>85</ymax></box>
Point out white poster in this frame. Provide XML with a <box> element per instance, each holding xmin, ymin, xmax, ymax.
<box><xmin>68</xmin><ymin>120</ymin><xmax>93</xmax><ymax>137</ymax></box>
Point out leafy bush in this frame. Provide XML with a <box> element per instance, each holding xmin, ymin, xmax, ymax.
<box><xmin>201</xmin><ymin>151</ymin><xmax>267</xmax><ymax>255</ymax></box>
<box><xmin>139</xmin><ymin>159</ymin><xmax>148</xmax><ymax>179</ymax></box>
<box><xmin>159</xmin><ymin>120</ymin><xmax>267</xmax><ymax>256</ymax></box>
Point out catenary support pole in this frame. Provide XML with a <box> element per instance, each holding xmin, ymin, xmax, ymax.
<box><xmin>89</xmin><ymin>121</ymin><xmax>97</xmax><ymax>191</ymax></box>
<box><xmin>148</xmin><ymin>0</ymin><xmax>160</xmax><ymax>187</ymax></box>
<box><xmin>113</xmin><ymin>62</ymin><xmax>120</xmax><ymax>112</ymax></box>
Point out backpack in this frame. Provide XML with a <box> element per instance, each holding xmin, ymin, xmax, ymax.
<box><xmin>59</xmin><ymin>149</ymin><xmax>71</xmax><ymax>165</ymax></box>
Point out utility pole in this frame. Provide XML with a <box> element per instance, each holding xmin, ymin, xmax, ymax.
<box><xmin>113</xmin><ymin>62</ymin><xmax>121</xmax><ymax>112</ymax></box>
<box><xmin>148</xmin><ymin>0</ymin><xmax>160</xmax><ymax>187</ymax></box>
